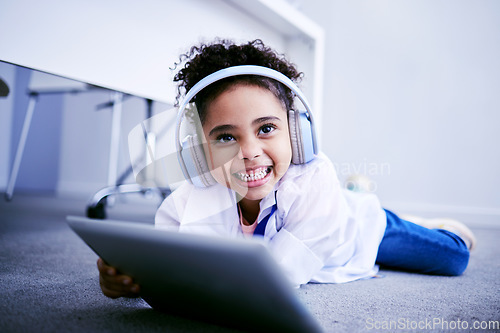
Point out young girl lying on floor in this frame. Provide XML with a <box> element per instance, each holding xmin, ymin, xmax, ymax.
<box><xmin>97</xmin><ymin>39</ymin><xmax>475</xmax><ymax>298</ymax></box>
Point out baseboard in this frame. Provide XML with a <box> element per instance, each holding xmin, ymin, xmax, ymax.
<box><xmin>56</xmin><ymin>180</ymin><xmax>108</xmax><ymax>200</ymax></box>
<box><xmin>55</xmin><ymin>181</ymin><xmax>164</xmax><ymax>206</ymax></box>
<box><xmin>382</xmin><ymin>201</ymin><xmax>500</xmax><ymax>229</ymax></box>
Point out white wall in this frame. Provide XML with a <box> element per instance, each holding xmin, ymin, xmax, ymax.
<box><xmin>301</xmin><ymin>0</ymin><xmax>500</xmax><ymax>226</ymax></box>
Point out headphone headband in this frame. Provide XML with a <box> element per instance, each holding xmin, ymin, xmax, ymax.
<box><xmin>175</xmin><ymin>65</ymin><xmax>318</xmax><ymax>186</ymax></box>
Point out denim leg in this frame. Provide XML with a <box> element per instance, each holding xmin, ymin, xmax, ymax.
<box><xmin>376</xmin><ymin>209</ymin><xmax>470</xmax><ymax>276</ymax></box>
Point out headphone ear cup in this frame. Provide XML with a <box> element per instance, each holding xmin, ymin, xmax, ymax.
<box><xmin>288</xmin><ymin>110</ymin><xmax>315</xmax><ymax>164</ymax></box>
<box><xmin>181</xmin><ymin>134</ymin><xmax>217</xmax><ymax>187</ymax></box>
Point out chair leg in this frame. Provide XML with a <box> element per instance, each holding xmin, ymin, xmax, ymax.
<box><xmin>107</xmin><ymin>91</ymin><xmax>123</xmax><ymax>188</ymax></box>
<box><xmin>5</xmin><ymin>93</ymin><xmax>38</xmax><ymax>201</ymax></box>
<box><xmin>85</xmin><ymin>96</ymin><xmax>171</xmax><ymax>219</ymax></box>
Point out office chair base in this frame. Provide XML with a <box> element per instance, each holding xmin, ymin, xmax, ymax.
<box><xmin>86</xmin><ymin>184</ymin><xmax>170</xmax><ymax>219</ymax></box>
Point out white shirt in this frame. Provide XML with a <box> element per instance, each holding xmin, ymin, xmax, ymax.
<box><xmin>155</xmin><ymin>153</ymin><xmax>387</xmax><ymax>287</ymax></box>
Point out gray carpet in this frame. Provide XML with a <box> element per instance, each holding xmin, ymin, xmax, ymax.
<box><xmin>1</xmin><ymin>193</ymin><xmax>499</xmax><ymax>332</ymax></box>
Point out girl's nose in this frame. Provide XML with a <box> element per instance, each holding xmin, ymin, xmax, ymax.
<box><xmin>237</xmin><ymin>137</ymin><xmax>262</xmax><ymax>161</ymax></box>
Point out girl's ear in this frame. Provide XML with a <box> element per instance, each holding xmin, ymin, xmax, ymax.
<box><xmin>180</xmin><ymin>134</ymin><xmax>217</xmax><ymax>187</ymax></box>
<box><xmin>288</xmin><ymin>110</ymin><xmax>315</xmax><ymax>165</ymax></box>
<box><xmin>178</xmin><ymin>103</ymin><xmax>217</xmax><ymax>187</ymax></box>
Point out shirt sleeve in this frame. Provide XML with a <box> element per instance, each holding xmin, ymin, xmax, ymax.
<box><xmin>154</xmin><ymin>184</ymin><xmax>188</xmax><ymax>231</ymax></box>
<box><xmin>155</xmin><ymin>182</ymin><xmax>242</xmax><ymax>237</ymax></box>
<box><xmin>268</xmin><ymin>155</ymin><xmax>353</xmax><ymax>287</ymax></box>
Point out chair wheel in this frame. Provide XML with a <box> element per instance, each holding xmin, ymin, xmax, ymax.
<box><xmin>4</xmin><ymin>193</ymin><xmax>13</xmax><ymax>202</ymax></box>
<box><xmin>86</xmin><ymin>200</ymin><xmax>106</xmax><ymax>219</ymax></box>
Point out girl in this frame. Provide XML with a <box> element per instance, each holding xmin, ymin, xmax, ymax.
<box><xmin>98</xmin><ymin>39</ymin><xmax>475</xmax><ymax>298</ymax></box>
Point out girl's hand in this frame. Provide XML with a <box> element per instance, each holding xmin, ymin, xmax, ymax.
<box><xmin>97</xmin><ymin>258</ymin><xmax>140</xmax><ymax>299</ymax></box>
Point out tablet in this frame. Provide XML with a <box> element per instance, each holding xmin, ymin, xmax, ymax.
<box><xmin>66</xmin><ymin>216</ymin><xmax>323</xmax><ymax>332</ymax></box>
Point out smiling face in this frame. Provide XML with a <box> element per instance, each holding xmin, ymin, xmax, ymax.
<box><xmin>201</xmin><ymin>84</ymin><xmax>292</xmax><ymax>205</ymax></box>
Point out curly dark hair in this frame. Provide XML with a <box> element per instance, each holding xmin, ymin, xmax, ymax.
<box><xmin>173</xmin><ymin>39</ymin><xmax>302</xmax><ymax>124</ymax></box>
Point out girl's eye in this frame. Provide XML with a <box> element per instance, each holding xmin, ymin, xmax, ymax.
<box><xmin>259</xmin><ymin>124</ymin><xmax>276</xmax><ymax>135</ymax></box>
<box><xmin>215</xmin><ymin>134</ymin><xmax>235</xmax><ymax>144</ymax></box>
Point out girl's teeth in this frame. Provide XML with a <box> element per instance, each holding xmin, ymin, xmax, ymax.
<box><xmin>236</xmin><ymin>167</ymin><xmax>270</xmax><ymax>182</ymax></box>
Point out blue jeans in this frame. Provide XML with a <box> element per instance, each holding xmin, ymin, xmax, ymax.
<box><xmin>376</xmin><ymin>209</ymin><xmax>470</xmax><ymax>276</ymax></box>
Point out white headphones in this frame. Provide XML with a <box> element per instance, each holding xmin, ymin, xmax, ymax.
<box><xmin>175</xmin><ymin>65</ymin><xmax>318</xmax><ymax>187</ymax></box>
